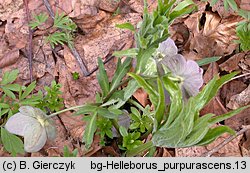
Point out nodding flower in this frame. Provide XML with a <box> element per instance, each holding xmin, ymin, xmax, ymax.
<box><xmin>157</xmin><ymin>38</ymin><xmax>204</xmax><ymax>100</ymax></box>
<box><xmin>5</xmin><ymin>106</ymin><xmax>56</xmax><ymax>152</ymax></box>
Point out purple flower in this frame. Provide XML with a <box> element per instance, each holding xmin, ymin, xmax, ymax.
<box><xmin>158</xmin><ymin>38</ymin><xmax>203</xmax><ymax>99</ymax></box>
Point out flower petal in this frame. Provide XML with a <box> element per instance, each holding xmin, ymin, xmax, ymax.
<box><xmin>19</xmin><ymin>106</ymin><xmax>37</xmax><ymax>118</ymax></box>
<box><xmin>34</xmin><ymin>107</ymin><xmax>48</xmax><ymax>119</ymax></box>
<box><xmin>24</xmin><ymin>122</ymin><xmax>47</xmax><ymax>152</ymax></box>
<box><xmin>5</xmin><ymin>113</ymin><xmax>38</xmax><ymax>136</ymax></box>
<box><xmin>157</xmin><ymin>38</ymin><xmax>178</xmax><ymax>57</ymax></box>
<box><xmin>162</xmin><ymin>54</ymin><xmax>186</xmax><ymax>75</ymax></box>
<box><xmin>45</xmin><ymin>123</ymin><xmax>57</xmax><ymax>140</ymax></box>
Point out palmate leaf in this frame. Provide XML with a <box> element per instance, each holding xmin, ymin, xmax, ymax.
<box><xmin>29</xmin><ymin>13</ymin><xmax>48</xmax><ymax>29</ymax></box>
<box><xmin>54</xmin><ymin>12</ymin><xmax>77</xmax><ymax>31</ymax></box>
<box><xmin>1</xmin><ymin>127</ymin><xmax>24</xmax><ymax>156</ymax></box>
<box><xmin>46</xmin><ymin>32</ymin><xmax>68</xmax><ymax>48</ymax></box>
<box><xmin>0</xmin><ymin>69</ymin><xmax>19</xmax><ymax>85</ymax></box>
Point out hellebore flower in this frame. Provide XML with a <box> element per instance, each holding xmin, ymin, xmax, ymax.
<box><xmin>159</xmin><ymin>38</ymin><xmax>204</xmax><ymax>99</ymax></box>
<box><xmin>5</xmin><ymin>106</ymin><xmax>56</xmax><ymax>152</ymax></box>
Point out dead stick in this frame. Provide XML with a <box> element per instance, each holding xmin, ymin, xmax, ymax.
<box><xmin>42</xmin><ymin>0</ymin><xmax>89</xmax><ymax>76</ymax></box>
<box><xmin>202</xmin><ymin>125</ymin><xmax>250</xmax><ymax>157</ymax></box>
<box><xmin>23</xmin><ymin>0</ymin><xmax>33</xmax><ymax>82</ymax></box>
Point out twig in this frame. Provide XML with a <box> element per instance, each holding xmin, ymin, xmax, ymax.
<box><xmin>202</xmin><ymin>125</ymin><xmax>250</xmax><ymax>157</ymax></box>
<box><xmin>42</xmin><ymin>0</ymin><xmax>127</xmax><ymax>77</ymax></box>
<box><xmin>23</xmin><ymin>0</ymin><xmax>33</xmax><ymax>82</ymax></box>
<box><xmin>43</xmin><ymin>0</ymin><xmax>55</xmax><ymax>19</ymax></box>
<box><xmin>42</xmin><ymin>0</ymin><xmax>89</xmax><ymax>76</ymax></box>
<box><xmin>229</xmin><ymin>72</ymin><xmax>250</xmax><ymax>82</ymax></box>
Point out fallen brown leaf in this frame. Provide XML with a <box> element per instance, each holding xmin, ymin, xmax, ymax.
<box><xmin>219</xmin><ymin>53</ymin><xmax>245</xmax><ymax>72</ymax></box>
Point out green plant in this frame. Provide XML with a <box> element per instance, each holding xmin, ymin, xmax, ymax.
<box><xmin>3</xmin><ymin>0</ymin><xmax>249</xmax><ymax>157</ymax></box>
<box><xmin>38</xmin><ymin>81</ymin><xmax>63</xmax><ymax>112</ymax></box>
<box><xmin>72</xmin><ymin>72</ymin><xmax>80</xmax><ymax>80</ymax></box>
<box><xmin>0</xmin><ymin>70</ymin><xmax>63</xmax><ymax>155</ymax></box>
<box><xmin>63</xmin><ymin>146</ymin><xmax>78</xmax><ymax>157</ymax></box>
<box><xmin>119</xmin><ymin>126</ymin><xmax>142</xmax><ymax>150</ymax></box>
<box><xmin>129</xmin><ymin>106</ymin><xmax>153</xmax><ymax>133</ymax></box>
<box><xmin>96</xmin><ymin>118</ymin><xmax>113</xmax><ymax>146</ymax></box>
<box><xmin>29</xmin><ymin>12</ymin><xmax>77</xmax><ymax>48</ymax></box>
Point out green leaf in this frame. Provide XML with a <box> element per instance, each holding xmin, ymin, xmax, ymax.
<box><xmin>126</xmin><ymin>141</ymin><xmax>153</xmax><ymax>157</ymax></box>
<box><xmin>226</xmin><ymin>0</ymin><xmax>238</xmax><ymax>11</ymax></box>
<box><xmin>2</xmin><ymin>84</ymin><xmax>21</xmax><ymax>92</ymax></box>
<box><xmin>1</xmin><ymin>69</ymin><xmax>19</xmax><ymax>85</ymax></box>
<box><xmin>129</xmin><ymin>122</ymin><xmax>140</xmax><ymax>129</ymax></box>
<box><xmin>0</xmin><ymin>103</ymin><xmax>10</xmax><ymax>108</ymax></box>
<box><xmin>162</xmin><ymin>75</ymin><xmax>182</xmax><ymax>126</ymax></box>
<box><xmin>82</xmin><ymin>113</ymin><xmax>97</xmax><ymax>149</ymax></box>
<box><xmin>172</xmin><ymin>0</ymin><xmax>195</xmax><ymax>11</ymax></box>
<box><xmin>1</xmin><ymin>128</ymin><xmax>24</xmax><ymax>156</ymax></box>
<box><xmin>53</xmin><ymin>12</ymin><xmax>76</xmax><ymax>31</ymax></box>
<box><xmin>131</xmin><ymin>107</ymin><xmax>141</xmax><ymax>119</ymax></box>
<box><xmin>20</xmin><ymin>81</ymin><xmax>36</xmax><ymax>100</ymax></box>
<box><xmin>224</xmin><ymin>0</ymin><xmax>229</xmax><ymax>11</ymax></box>
<box><xmin>119</xmin><ymin>126</ymin><xmax>128</xmax><ymax>137</ymax></box>
<box><xmin>210</xmin><ymin>0</ymin><xmax>219</xmax><ymax>6</ymax></box>
<box><xmin>110</xmin><ymin>57</ymin><xmax>132</xmax><ymax>91</ymax></box>
<box><xmin>182</xmin><ymin>113</ymin><xmax>214</xmax><ymax>146</ymax></box>
<box><xmin>2</xmin><ymin>87</ymin><xmax>16</xmax><ymax>99</ymax></box>
<box><xmin>209</xmin><ymin>105</ymin><xmax>250</xmax><ymax>125</ymax></box>
<box><xmin>113</xmin><ymin>79</ymin><xmax>139</xmax><ymax>109</ymax></box>
<box><xmin>128</xmin><ymin>73</ymin><xmax>158</xmax><ymax>107</ymax></box>
<box><xmin>97</xmin><ymin>107</ymin><xmax>119</xmax><ymax>119</ymax></box>
<box><xmin>46</xmin><ymin>32</ymin><xmax>68</xmax><ymax>48</ymax></box>
<box><xmin>196</xmin><ymin>56</ymin><xmax>221</xmax><ymax>66</ymax></box>
<box><xmin>75</xmin><ymin>104</ymin><xmax>98</xmax><ymax>115</ymax></box>
<box><xmin>97</xmin><ymin>57</ymin><xmax>110</xmax><ymax>97</ymax></box>
<box><xmin>116</xmin><ymin>22</ymin><xmax>135</xmax><ymax>32</ymax></box>
<box><xmin>113</xmin><ymin>48</ymin><xmax>138</xmax><ymax>57</ymax></box>
<box><xmin>29</xmin><ymin>13</ymin><xmax>48</xmax><ymax>29</ymax></box>
<box><xmin>197</xmin><ymin>126</ymin><xmax>235</xmax><ymax>146</ymax></box>
<box><xmin>169</xmin><ymin>1</ymin><xmax>196</xmax><ymax>23</ymax></box>
<box><xmin>154</xmin><ymin>78</ymin><xmax>165</xmax><ymax>127</ymax></box>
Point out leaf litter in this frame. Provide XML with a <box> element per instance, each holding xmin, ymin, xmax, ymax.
<box><xmin>0</xmin><ymin>0</ymin><xmax>250</xmax><ymax>157</ymax></box>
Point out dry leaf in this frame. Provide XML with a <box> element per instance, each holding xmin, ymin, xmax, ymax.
<box><xmin>0</xmin><ymin>49</ymin><xmax>19</xmax><ymax>68</ymax></box>
<box><xmin>227</xmin><ymin>85</ymin><xmax>250</xmax><ymax>109</ymax></box>
<box><xmin>184</xmin><ymin>11</ymin><xmax>239</xmax><ymax>60</ymax></box>
<box><xmin>219</xmin><ymin>53</ymin><xmax>245</xmax><ymax>72</ymax></box>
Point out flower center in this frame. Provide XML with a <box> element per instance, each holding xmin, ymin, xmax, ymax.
<box><xmin>37</xmin><ymin>117</ymin><xmax>46</xmax><ymax>127</ymax></box>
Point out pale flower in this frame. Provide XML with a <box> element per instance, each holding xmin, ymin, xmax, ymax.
<box><xmin>158</xmin><ymin>38</ymin><xmax>203</xmax><ymax>99</ymax></box>
<box><xmin>5</xmin><ymin>106</ymin><xmax>56</xmax><ymax>152</ymax></box>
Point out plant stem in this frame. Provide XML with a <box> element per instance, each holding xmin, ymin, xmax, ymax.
<box><xmin>103</xmin><ymin>78</ymin><xmax>130</xmax><ymax>103</ymax></box>
<box><xmin>128</xmin><ymin>99</ymin><xmax>144</xmax><ymax>112</ymax></box>
<box><xmin>46</xmin><ymin>105</ymin><xmax>85</xmax><ymax>119</ymax></box>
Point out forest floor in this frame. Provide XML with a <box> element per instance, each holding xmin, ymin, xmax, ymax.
<box><xmin>0</xmin><ymin>0</ymin><xmax>249</xmax><ymax>157</ymax></box>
